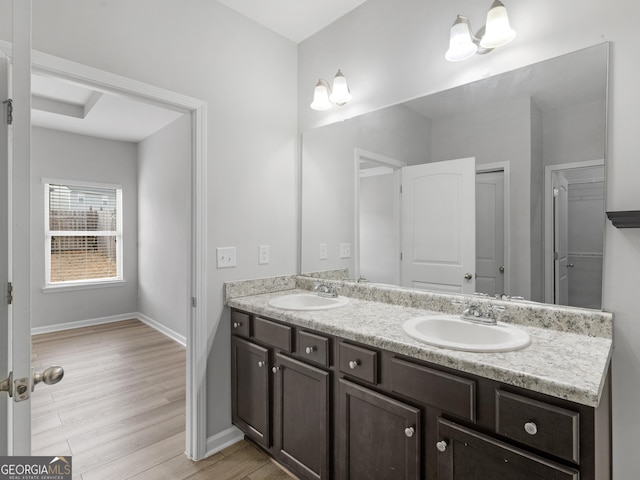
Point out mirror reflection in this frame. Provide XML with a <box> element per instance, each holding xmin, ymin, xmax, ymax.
<box><xmin>301</xmin><ymin>43</ymin><xmax>608</xmax><ymax>309</ymax></box>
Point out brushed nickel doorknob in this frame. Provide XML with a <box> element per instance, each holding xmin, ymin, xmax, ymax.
<box><xmin>464</xmin><ymin>273</ymin><xmax>473</xmax><ymax>280</ymax></box>
<box><xmin>33</xmin><ymin>366</ymin><xmax>64</xmax><ymax>389</ymax></box>
<box><xmin>499</xmin><ymin>266</ymin><xmax>505</xmax><ymax>273</ymax></box>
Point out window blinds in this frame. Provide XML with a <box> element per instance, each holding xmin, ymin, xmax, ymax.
<box><xmin>46</xmin><ymin>183</ymin><xmax>122</xmax><ymax>284</ymax></box>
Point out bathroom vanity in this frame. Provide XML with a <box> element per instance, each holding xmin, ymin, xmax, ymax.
<box><xmin>226</xmin><ymin>278</ymin><xmax>612</xmax><ymax>480</ymax></box>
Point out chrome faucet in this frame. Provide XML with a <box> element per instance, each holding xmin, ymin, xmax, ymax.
<box><xmin>314</xmin><ymin>282</ymin><xmax>340</xmax><ymax>298</ymax></box>
<box><xmin>461</xmin><ymin>303</ymin><xmax>505</xmax><ymax>325</ymax></box>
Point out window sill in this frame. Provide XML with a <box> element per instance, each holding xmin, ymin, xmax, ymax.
<box><xmin>42</xmin><ymin>279</ymin><xmax>126</xmax><ymax>293</ymax></box>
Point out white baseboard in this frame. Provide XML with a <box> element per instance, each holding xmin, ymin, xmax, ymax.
<box><xmin>31</xmin><ymin>313</ymin><xmax>136</xmax><ymax>335</ymax></box>
<box><xmin>31</xmin><ymin>312</ymin><xmax>186</xmax><ymax>347</ymax></box>
<box><xmin>205</xmin><ymin>426</ymin><xmax>244</xmax><ymax>457</ymax></box>
<box><xmin>135</xmin><ymin>312</ymin><xmax>186</xmax><ymax>346</ymax></box>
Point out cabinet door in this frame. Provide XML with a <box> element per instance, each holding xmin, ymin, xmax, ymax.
<box><xmin>339</xmin><ymin>379</ymin><xmax>420</xmax><ymax>480</ymax></box>
<box><xmin>273</xmin><ymin>353</ymin><xmax>330</xmax><ymax>480</ymax></box>
<box><xmin>231</xmin><ymin>336</ymin><xmax>270</xmax><ymax>448</ymax></box>
<box><xmin>437</xmin><ymin>418</ymin><xmax>579</xmax><ymax>480</ymax></box>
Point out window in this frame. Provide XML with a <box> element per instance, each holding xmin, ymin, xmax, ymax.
<box><xmin>45</xmin><ymin>180</ymin><xmax>123</xmax><ymax>287</ymax></box>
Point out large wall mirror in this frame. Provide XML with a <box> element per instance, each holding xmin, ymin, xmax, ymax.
<box><xmin>301</xmin><ymin>43</ymin><xmax>608</xmax><ymax>310</ymax></box>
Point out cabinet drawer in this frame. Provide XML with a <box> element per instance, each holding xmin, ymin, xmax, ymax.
<box><xmin>253</xmin><ymin>316</ymin><xmax>293</xmax><ymax>352</ymax></box>
<box><xmin>338</xmin><ymin>342</ymin><xmax>378</xmax><ymax>384</ymax></box>
<box><xmin>391</xmin><ymin>357</ymin><xmax>476</xmax><ymax>422</ymax></box>
<box><xmin>297</xmin><ymin>330</ymin><xmax>330</xmax><ymax>367</ymax></box>
<box><xmin>231</xmin><ymin>310</ymin><xmax>250</xmax><ymax>338</ymax></box>
<box><xmin>495</xmin><ymin>390</ymin><xmax>580</xmax><ymax>464</ymax></box>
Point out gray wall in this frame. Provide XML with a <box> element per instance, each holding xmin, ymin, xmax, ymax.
<box><xmin>30</xmin><ymin>127</ymin><xmax>139</xmax><ymax>328</ymax></box>
<box><xmin>1</xmin><ymin>0</ymin><xmax>299</xmax><ymax>440</ymax></box>
<box><xmin>137</xmin><ymin>114</ymin><xmax>191</xmax><ymax>340</ymax></box>
<box><xmin>298</xmin><ymin>0</ymin><xmax>640</xmax><ymax>476</ymax></box>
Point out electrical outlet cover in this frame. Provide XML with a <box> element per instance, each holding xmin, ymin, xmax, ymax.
<box><xmin>340</xmin><ymin>243</ymin><xmax>351</xmax><ymax>259</ymax></box>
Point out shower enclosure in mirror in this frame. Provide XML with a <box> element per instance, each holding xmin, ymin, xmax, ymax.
<box><xmin>301</xmin><ymin>43</ymin><xmax>608</xmax><ymax>309</ymax></box>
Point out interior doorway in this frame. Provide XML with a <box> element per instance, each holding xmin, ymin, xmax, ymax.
<box><xmin>0</xmin><ymin>40</ymin><xmax>208</xmax><ymax>459</ymax></box>
<box><xmin>544</xmin><ymin>160</ymin><xmax>605</xmax><ymax>309</ymax></box>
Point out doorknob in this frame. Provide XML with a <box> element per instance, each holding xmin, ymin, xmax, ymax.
<box><xmin>567</xmin><ymin>264</ymin><xmax>575</xmax><ymax>268</ymax></box>
<box><xmin>0</xmin><ymin>366</ymin><xmax>64</xmax><ymax>402</ymax></box>
<box><xmin>464</xmin><ymin>273</ymin><xmax>473</xmax><ymax>280</ymax></box>
<box><xmin>499</xmin><ymin>266</ymin><xmax>505</xmax><ymax>273</ymax></box>
<box><xmin>33</xmin><ymin>366</ymin><xmax>64</xmax><ymax>390</ymax></box>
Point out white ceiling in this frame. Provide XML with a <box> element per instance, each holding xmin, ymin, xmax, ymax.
<box><xmin>217</xmin><ymin>0</ymin><xmax>370</xmax><ymax>43</ymax></box>
<box><xmin>31</xmin><ymin>74</ymin><xmax>183</xmax><ymax>143</ymax></box>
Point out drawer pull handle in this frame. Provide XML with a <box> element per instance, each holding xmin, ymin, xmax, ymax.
<box><xmin>404</xmin><ymin>426</ymin><xmax>415</xmax><ymax>438</ymax></box>
<box><xmin>524</xmin><ymin>422</ymin><xmax>538</xmax><ymax>436</ymax></box>
<box><xmin>305</xmin><ymin>346</ymin><xmax>315</xmax><ymax>354</ymax></box>
<box><xmin>349</xmin><ymin>360</ymin><xmax>360</xmax><ymax>370</ymax></box>
<box><xmin>436</xmin><ymin>440</ymin><xmax>448</xmax><ymax>452</ymax></box>
<box><xmin>257</xmin><ymin>361</ymin><xmax>265</xmax><ymax>368</ymax></box>
<box><xmin>233</xmin><ymin>322</ymin><xmax>241</xmax><ymax>328</ymax></box>
<box><xmin>272</xmin><ymin>366</ymin><xmax>280</xmax><ymax>374</ymax></box>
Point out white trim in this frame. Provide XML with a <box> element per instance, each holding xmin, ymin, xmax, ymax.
<box><xmin>42</xmin><ymin>177</ymin><xmax>122</xmax><ymax>190</ymax></box>
<box><xmin>476</xmin><ymin>161</ymin><xmax>511</xmax><ymax>296</ymax></box>
<box><xmin>543</xmin><ymin>159</ymin><xmax>605</xmax><ymax>304</ymax></box>
<box><xmin>205</xmin><ymin>426</ymin><xmax>244</xmax><ymax>457</ymax></box>
<box><xmin>0</xmin><ymin>40</ymin><xmax>209</xmax><ymax>460</ymax></box>
<box><xmin>42</xmin><ymin>279</ymin><xmax>127</xmax><ymax>293</ymax></box>
<box><xmin>134</xmin><ymin>312</ymin><xmax>186</xmax><ymax>346</ymax></box>
<box><xmin>30</xmin><ymin>313</ymin><xmax>136</xmax><ymax>336</ymax></box>
<box><xmin>31</xmin><ymin>313</ymin><xmax>186</xmax><ymax>346</ymax></box>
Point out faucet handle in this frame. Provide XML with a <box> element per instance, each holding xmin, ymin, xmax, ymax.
<box><xmin>487</xmin><ymin>304</ymin><xmax>506</xmax><ymax>319</ymax></box>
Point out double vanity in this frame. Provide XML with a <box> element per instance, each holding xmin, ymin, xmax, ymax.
<box><xmin>225</xmin><ymin>275</ymin><xmax>612</xmax><ymax>480</ymax></box>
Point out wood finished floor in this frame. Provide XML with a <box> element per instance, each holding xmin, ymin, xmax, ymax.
<box><xmin>31</xmin><ymin>319</ymin><xmax>294</xmax><ymax>480</ymax></box>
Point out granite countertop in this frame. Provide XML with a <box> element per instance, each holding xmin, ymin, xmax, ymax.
<box><xmin>227</xmin><ymin>287</ymin><xmax>612</xmax><ymax>408</ymax></box>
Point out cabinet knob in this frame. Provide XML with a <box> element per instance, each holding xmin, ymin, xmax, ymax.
<box><xmin>524</xmin><ymin>422</ymin><xmax>538</xmax><ymax>435</ymax></box>
<box><xmin>272</xmin><ymin>366</ymin><xmax>280</xmax><ymax>374</ymax></box>
<box><xmin>233</xmin><ymin>322</ymin><xmax>241</xmax><ymax>328</ymax></box>
<box><xmin>404</xmin><ymin>426</ymin><xmax>415</xmax><ymax>438</ymax></box>
<box><xmin>305</xmin><ymin>346</ymin><xmax>315</xmax><ymax>354</ymax></box>
<box><xmin>436</xmin><ymin>440</ymin><xmax>448</xmax><ymax>453</ymax></box>
<box><xmin>257</xmin><ymin>361</ymin><xmax>265</xmax><ymax>368</ymax></box>
<box><xmin>348</xmin><ymin>360</ymin><xmax>360</xmax><ymax>370</ymax></box>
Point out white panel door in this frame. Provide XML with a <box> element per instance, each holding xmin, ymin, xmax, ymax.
<box><xmin>401</xmin><ymin>157</ymin><xmax>476</xmax><ymax>294</ymax></box>
<box><xmin>475</xmin><ymin>171</ymin><xmax>505</xmax><ymax>296</ymax></box>
<box><xmin>0</xmin><ymin>49</ymin><xmax>9</xmax><ymax>456</ymax></box>
<box><xmin>554</xmin><ymin>173</ymin><xmax>570</xmax><ymax>305</ymax></box>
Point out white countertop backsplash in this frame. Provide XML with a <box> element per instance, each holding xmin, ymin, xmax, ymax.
<box><xmin>225</xmin><ymin>275</ymin><xmax>613</xmax><ymax>408</ymax></box>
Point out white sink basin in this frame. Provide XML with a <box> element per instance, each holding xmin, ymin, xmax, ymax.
<box><xmin>268</xmin><ymin>293</ymin><xmax>350</xmax><ymax>311</ymax></box>
<box><xmin>402</xmin><ymin>315</ymin><xmax>530</xmax><ymax>352</ymax></box>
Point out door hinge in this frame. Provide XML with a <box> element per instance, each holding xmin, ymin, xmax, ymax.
<box><xmin>3</xmin><ymin>98</ymin><xmax>12</xmax><ymax>125</ymax></box>
<box><xmin>553</xmin><ymin>187</ymin><xmax>559</xmax><ymax>197</ymax></box>
<box><xmin>400</xmin><ymin>184</ymin><xmax>403</xmax><ymax>194</ymax></box>
<box><xmin>7</xmin><ymin>282</ymin><xmax>12</xmax><ymax>305</ymax></box>
<box><xmin>554</xmin><ymin>252</ymin><xmax>559</xmax><ymax>260</ymax></box>
<box><xmin>191</xmin><ymin>297</ymin><xmax>197</xmax><ymax>308</ymax></box>
<box><xmin>400</xmin><ymin>252</ymin><xmax>403</xmax><ymax>261</ymax></box>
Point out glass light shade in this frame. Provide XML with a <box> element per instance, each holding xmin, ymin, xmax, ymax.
<box><xmin>480</xmin><ymin>0</ymin><xmax>516</xmax><ymax>49</ymax></box>
<box><xmin>329</xmin><ymin>70</ymin><xmax>352</xmax><ymax>105</ymax></box>
<box><xmin>445</xmin><ymin>16</ymin><xmax>478</xmax><ymax>62</ymax></box>
<box><xmin>310</xmin><ymin>80</ymin><xmax>332</xmax><ymax>111</ymax></box>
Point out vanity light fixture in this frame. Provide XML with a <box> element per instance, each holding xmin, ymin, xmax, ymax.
<box><xmin>445</xmin><ymin>0</ymin><xmax>516</xmax><ymax>62</ymax></box>
<box><xmin>310</xmin><ymin>69</ymin><xmax>352</xmax><ymax>111</ymax></box>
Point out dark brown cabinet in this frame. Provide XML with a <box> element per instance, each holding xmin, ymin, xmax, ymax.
<box><xmin>231</xmin><ymin>336</ymin><xmax>270</xmax><ymax>448</ymax></box>
<box><xmin>230</xmin><ymin>308</ymin><xmax>610</xmax><ymax>480</ymax></box>
<box><xmin>274</xmin><ymin>353</ymin><xmax>330</xmax><ymax>480</ymax></box>
<box><xmin>338</xmin><ymin>379</ymin><xmax>420</xmax><ymax>480</ymax></box>
<box><xmin>437</xmin><ymin>418</ymin><xmax>579</xmax><ymax>480</ymax></box>
<box><xmin>231</xmin><ymin>311</ymin><xmax>331</xmax><ymax>480</ymax></box>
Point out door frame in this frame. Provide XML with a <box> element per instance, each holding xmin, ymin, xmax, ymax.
<box><xmin>476</xmin><ymin>162</ymin><xmax>510</xmax><ymax>296</ymax></box>
<box><xmin>543</xmin><ymin>159</ymin><xmax>605</xmax><ymax>304</ymax></box>
<box><xmin>353</xmin><ymin>148</ymin><xmax>405</xmax><ymax>283</ymax></box>
<box><xmin>0</xmin><ymin>40</ymin><xmax>209</xmax><ymax>459</ymax></box>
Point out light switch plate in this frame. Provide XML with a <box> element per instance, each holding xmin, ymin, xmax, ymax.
<box><xmin>216</xmin><ymin>247</ymin><xmax>237</xmax><ymax>268</ymax></box>
<box><xmin>340</xmin><ymin>243</ymin><xmax>351</xmax><ymax>259</ymax></box>
<box><xmin>259</xmin><ymin>245</ymin><xmax>270</xmax><ymax>265</ymax></box>
<box><xmin>319</xmin><ymin>243</ymin><xmax>328</xmax><ymax>260</ymax></box>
